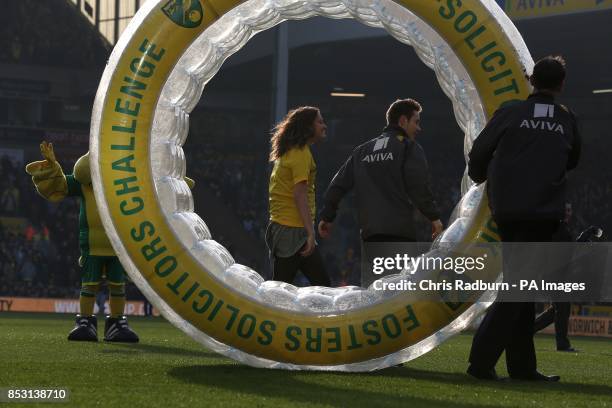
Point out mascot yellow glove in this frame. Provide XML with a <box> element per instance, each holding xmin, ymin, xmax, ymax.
<box><xmin>25</xmin><ymin>141</ymin><xmax>68</xmax><ymax>202</ymax></box>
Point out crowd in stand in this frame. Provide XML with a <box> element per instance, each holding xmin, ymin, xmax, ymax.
<box><xmin>0</xmin><ymin>0</ymin><xmax>108</xmax><ymax>68</ymax></box>
<box><xmin>0</xmin><ymin>154</ymin><xmax>82</xmax><ymax>297</ymax></box>
<box><xmin>188</xmin><ymin>144</ymin><xmax>269</xmax><ymax>242</ymax></box>
<box><xmin>0</xmin><ymin>0</ymin><xmax>609</xmax><ymax>314</ymax></box>
<box><xmin>570</xmin><ymin>181</ymin><xmax>612</xmax><ymax>238</ymax></box>
<box><xmin>2</xmin><ymin>128</ymin><xmax>611</xmax><ymax>298</ymax></box>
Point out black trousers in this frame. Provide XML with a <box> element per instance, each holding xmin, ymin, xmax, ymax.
<box><xmin>272</xmin><ymin>247</ymin><xmax>330</xmax><ymax>286</ymax></box>
<box><xmin>534</xmin><ymin>302</ymin><xmax>572</xmax><ymax>350</ymax></box>
<box><xmin>469</xmin><ymin>219</ymin><xmax>559</xmax><ymax>375</ymax></box>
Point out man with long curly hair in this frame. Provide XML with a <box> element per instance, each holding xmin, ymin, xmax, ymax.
<box><xmin>266</xmin><ymin>106</ymin><xmax>331</xmax><ymax>286</ymax></box>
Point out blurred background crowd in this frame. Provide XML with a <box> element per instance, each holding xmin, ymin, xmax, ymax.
<box><xmin>1</xmin><ymin>0</ymin><xmax>610</xmax><ymax>305</ymax></box>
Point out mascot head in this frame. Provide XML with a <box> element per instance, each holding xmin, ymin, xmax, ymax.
<box><xmin>73</xmin><ymin>152</ymin><xmax>91</xmax><ymax>185</ymax></box>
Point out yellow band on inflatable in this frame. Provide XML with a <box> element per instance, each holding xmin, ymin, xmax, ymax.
<box><xmin>97</xmin><ymin>0</ymin><xmax>528</xmax><ymax>365</ymax></box>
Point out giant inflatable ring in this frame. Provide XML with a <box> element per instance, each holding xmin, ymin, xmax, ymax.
<box><xmin>90</xmin><ymin>0</ymin><xmax>533</xmax><ymax>370</ymax></box>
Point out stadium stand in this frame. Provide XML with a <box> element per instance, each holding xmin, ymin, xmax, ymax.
<box><xmin>0</xmin><ymin>0</ymin><xmax>610</xmax><ymax>302</ymax></box>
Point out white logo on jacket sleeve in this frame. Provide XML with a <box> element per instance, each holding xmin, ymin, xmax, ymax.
<box><xmin>362</xmin><ymin>152</ymin><xmax>394</xmax><ymax>162</ymax></box>
<box><xmin>534</xmin><ymin>103</ymin><xmax>555</xmax><ymax>118</ymax></box>
<box><xmin>520</xmin><ymin>119</ymin><xmax>564</xmax><ymax>134</ymax></box>
<box><xmin>373</xmin><ymin>137</ymin><xmax>389</xmax><ymax>152</ymax></box>
<box><xmin>520</xmin><ymin>104</ymin><xmax>564</xmax><ymax>133</ymax></box>
<box><xmin>363</xmin><ymin>136</ymin><xmax>394</xmax><ymax>162</ymax></box>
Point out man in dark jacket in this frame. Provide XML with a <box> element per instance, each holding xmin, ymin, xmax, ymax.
<box><xmin>318</xmin><ymin>98</ymin><xmax>443</xmax><ymax>247</ymax></box>
<box><xmin>467</xmin><ymin>56</ymin><xmax>581</xmax><ymax>382</ymax></box>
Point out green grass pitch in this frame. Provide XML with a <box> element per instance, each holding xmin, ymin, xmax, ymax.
<box><xmin>0</xmin><ymin>312</ymin><xmax>610</xmax><ymax>407</ymax></box>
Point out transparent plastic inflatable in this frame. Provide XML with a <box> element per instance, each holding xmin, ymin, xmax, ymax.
<box><xmin>90</xmin><ymin>0</ymin><xmax>533</xmax><ymax>371</ymax></box>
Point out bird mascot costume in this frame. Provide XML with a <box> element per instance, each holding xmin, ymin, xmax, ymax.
<box><xmin>26</xmin><ymin>141</ymin><xmax>194</xmax><ymax>342</ymax></box>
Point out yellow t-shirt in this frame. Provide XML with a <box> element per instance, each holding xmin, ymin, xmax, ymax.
<box><xmin>269</xmin><ymin>146</ymin><xmax>316</xmax><ymax>227</ymax></box>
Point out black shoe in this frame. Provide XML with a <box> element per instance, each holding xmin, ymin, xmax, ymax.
<box><xmin>104</xmin><ymin>315</ymin><xmax>139</xmax><ymax>343</ymax></box>
<box><xmin>510</xmin><ymin>371</ymin><xmax>560</xmax><ymax>382</ymax></box>
<box><xmin>557</xmin><ymin>347</ymin><xmax>578</xmax><ymax>352</ymax></box>
<box><xmin>467</xmin><ymin>365</ymin><xmax>500</xmax><ymax>381</ymax></box>
<box><xmin>67</xmin><ymin>314</ymin><xmax>98</xmax><ymax>342</ymax></box>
